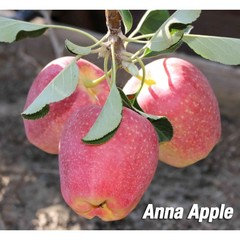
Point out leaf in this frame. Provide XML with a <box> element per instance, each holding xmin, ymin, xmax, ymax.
<box><xmin>118</xmin><ymin>87</ymin><xmax>133</xmax><ymax>108</ymax></box>
<box><xmin>0</xmin><ymin>17</ymin><xmax>48</xmax><ymax>43</ymax></box>
<box><xmin>143</xmin><ymin>38</ymin><xmax>183</xmax><ymax>58</ymax></box>
<box><xmin>118</xmin><ymin>89</ymin><xmax>173</xmax><ymax>143</ymax></box>
<box><xmin>83</xmin><ymin>128</ymin><xmax>120</xmax><ymax>145</ymax></box>
<box><xmin>148</xmin><ymin>117</ymin><xmax>174</xmax><ymax>142</ymax></box>
<box><xmin>147</xmin><ymin>10</ymin><xmax>201</xmax><ymax>52</ymax></box>
<box><xmin>122</xmin><ymin>61</ymin><xmax>139</xmax><ymax>77</ymax></box>
<box><xmin>22</xmin><ymin>59</ymin><xmax>79</xmax><ymax>119</ymax></box>
<box><xmin>82</xmin><ymin>84</ymin><xmax>123</xmax><ymax>144</ymax></box>
<box><xmin>65</xmin><ymin>39</ymin><xmax>91</xmax><ymax>56</ymax></box>
<box><xmin>119</xmin><ymin>10</ymin><xmax>133</xmax><ymax>34</ymax></box>
<box><xmin>183</xmin><ymin>34</ymin><xmax>240</xmax><ymax>65</ymax></box>
<box><xmin>132</xmin><ymin>98</ymin><xmax>144</xmax><ymax>111</ymax></box>
<box><xmin>22</xmin><ymin>105</ymin><xmax>50</xmax><ymax>120</ymax></box>
<box><xmin>137</xmin><ymin>10</ymin><xmax>170</xmax><ymax>35</ymax></box>
<box><xmin>134</xmin><ymin>108</ymin><xmax>173</xmax><ymax>142</ymax></box>
<box><xmin>143</xmin><ymin>25</ymin><xmax>194</xmax><ymax>58</ymax></box>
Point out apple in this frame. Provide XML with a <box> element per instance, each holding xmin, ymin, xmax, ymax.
<box><xmin>123</xmin><ymin>57</ymin><xmax>221</xmax><ymax>167</ymax></box>
<box><xmin>23</xmin><ymin>57</ymin><xmax>109</xmax><ymax>154</ymax></box>
<box><xmin>59</xmin><ymin>105</ymin><xmax>159</xmax><ymax>221</ymax></box>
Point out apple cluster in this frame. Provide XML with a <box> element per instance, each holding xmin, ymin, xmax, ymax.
<box><xmin>23</xmin><ymin>57</ymin><xmax>221</xmax><ymax>221</ymax></box>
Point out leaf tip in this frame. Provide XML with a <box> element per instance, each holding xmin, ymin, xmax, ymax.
<box><xmin>21</xmin><ymin>104</ymin><xmax>50</xmax><ymax>120</ymax></box>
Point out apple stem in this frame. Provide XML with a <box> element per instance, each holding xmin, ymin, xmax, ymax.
<box><xmin>83</xmin><ymin>70</ymin><xmax>112</xmax><ymax>88</ymax></box>
<box><xmin>110</xmin><ymin>43</ymin><xmax>117</xmax><ymax>86</ymax></box>
<box><xmin>104</xmin><ymin>53</ymin><xmax>112</xmax><ymax>86</ymax></box>
<box><xmin>134</xmin><ymin>57</ymin><xmax>146</xmax><ymax>99</ymax></box>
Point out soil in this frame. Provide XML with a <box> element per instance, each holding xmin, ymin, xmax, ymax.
<box><xmin>0</xmin><ymin>33</ymin><xmax>240</xmax><ymax>230</ymax></box>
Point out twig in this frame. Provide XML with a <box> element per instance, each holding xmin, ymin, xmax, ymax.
<box><xmin>105</xmin><ymin>10</ymin><xmax>125</xmax><ymax>86</ymax></box>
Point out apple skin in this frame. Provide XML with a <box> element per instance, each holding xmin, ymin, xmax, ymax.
<box><xmin>59</xmin><ymin>105</ymin><xmax>159</xmax><ymax>221</ymax></box>
<box><xmin>23</xmin><ymin>57</ymin><xmax>109</xmax><ymax>154</ymax></box>
<box><xmin>123</xmin><ymin>58</ymin><xmax>221</xmax><ymax>167</ymax></box>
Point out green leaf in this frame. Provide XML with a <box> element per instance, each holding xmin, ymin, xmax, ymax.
<box><xmin>143</xmin><ymin>38</ymin><xmax>183</xmax><ymax>58</ymax></box>
<box><xmin>119</xmin><ymin>10</ymin><xmax>133</xmax><ymax>34</ymax></box>
<box><xmin>122</xmin><ymin>61</ymin><xmax>139</xmax><ymax>77</ymax></box>
<box><xmin>118</xmin><ymin>89</ymin><xmax>173</xmax><ymax>142</ymax></box>
<box><xmin>137</xmin><ymin>10</ymin><xmax>170</xmax><ymax>35</ymax></box>
<box><xmin>82</xmin><ymin>84</ymin><xmax>123</xmax><ymax>144</ymax></box>
<box><xmin>22</xmin><ymin>59</ymin><xmax>79</xmax><ymax>119</ymax></box>
<box><xmin>65</xmin><ymin>39</ymin><xmax>91</xmax><ymax>56</ymax></box>
<box><xmin>183</xmin><ymin>34</ymin><xmax>240</xmax><ymax>65</ymax></box>
<box><xmin>83</xmin><ymin>128</ymin><xmax>120</xmax><ymax>145</ymax></box>
<box><xmin>134</xmin><ymin>108</ymin><xmax>173</xmax><ymax>142</ymax></box>
<box><xmin>0</xmin><ymin>17</ymin><xmax>48</xmax><ymax>43</ymax></box>
<box><xmin>148</xmin><ymin>117</ymin><xmax>173</xmax><ymax>142</ymax></box>
<box><xmin>132</xmin><ymin>98</ymin><xmax>144</xmax><ymax>111</ymax></box>
<box><xmin>22</xmin><ymin>105</ymin><xmax>50</xmax><ymax>120</ymax></box>
<box><xmin>118</xmin><ymin>87</ymin><xmax>133</xmax><ymax>109</ymax></box>
<box><xmin>143</xmin><ymin>25</ymin><xmax>193</xmax><ymax>58</ymax></box>
<box><xmin>147</xmin><ymin>10</ymin><xmax>201</xmax><ymax>52</ymax></box>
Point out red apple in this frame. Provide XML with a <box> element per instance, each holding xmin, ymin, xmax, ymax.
<box><xmin>123</xmin><ymin>58</ymin><xmax>221</xmax><ymax>167</ymax></box>
<box><xmin>23</xmin><ymin>57</ymin><xmax>109</xmax><ymax>154</ymax></box>
<box><xmin>59</xmin><ymin>105</ymin><xmax>159</xmax><ymax>221</ymax></box>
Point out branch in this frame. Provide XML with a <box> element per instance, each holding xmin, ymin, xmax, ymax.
<box><xmin>105</xmin><ymin>10</ymin><xmax>125</xmax><ymax>86</ymax></box>
<box><xmin>105</xmin><ymin>11</ymin><xmax>124</xmax><ymax>63</ymax></box>
<box><xmin>105</xmin><ymin>10</ymin><xmax>122</xmax><ymax>35</ymax></box>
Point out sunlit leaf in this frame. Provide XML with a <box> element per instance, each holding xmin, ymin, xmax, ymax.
<box><xmin>65</xmin><ymin>39</ymin><xmax>91</xmax><ymax>55</ymax></box>
<box><xmin>22</xmin><ymin>59</ymin><xmax>79</xmax><ymax>119</ymax></box>
<box><xmin>82</xmin><ymin>84</ymin><xmax>123</xmax><ymax>144</ymax></box>
<box><xmin>183</xmin><ymin>34</ymin><xmax>240</xmax><ymax>65</ymax></box>
<box><xmin>0</xmin><ymin>17</ymin><xmax>48</xmax><ymax>43</ymax></box>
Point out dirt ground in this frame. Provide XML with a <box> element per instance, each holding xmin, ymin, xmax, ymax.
<box><xmin>0</xmin><ymin>33</ymin><xmax>240</xmax><ymax>230</ymax></box>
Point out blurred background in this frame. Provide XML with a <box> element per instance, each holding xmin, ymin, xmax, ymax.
<box><xmin>0</xmin><ymin>10</ymin><xmax>240</xmax><ymax>230</ymax></box>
